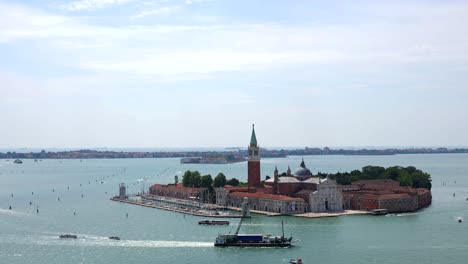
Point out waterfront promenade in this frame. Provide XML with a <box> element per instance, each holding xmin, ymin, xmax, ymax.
<box><xmin>111</xmin><ymin>196</ymin><xmax>365</xmax><ymax>218</ymax></box>
<box><xmin>110</xmin><ymin>196</ymin><xmax>245</xmax><ymax>218</ymax></box>
<box><xmin>225</xmin><ymin>206</ymin><xmax>282</xmax><ymax>216</ymax></box>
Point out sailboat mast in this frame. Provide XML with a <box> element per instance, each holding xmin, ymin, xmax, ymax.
<box><xmin>282</xmin><ymin>219</ymin><xmax>284</xmax><ymax>238</ymax></box>
<box><xmin>235</xmin><ymin>208</ymin><xmax>246</xmax><ymax>235</ymax></box>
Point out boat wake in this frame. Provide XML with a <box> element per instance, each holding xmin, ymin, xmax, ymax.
<box><xmin>0</xmin><ymin>209</ymin><xmax>30</xmax><ymax>217</ymax></box>
<box><xmin>30</xmin><ymin>234</ymin><xmax>213</xmax><ymax>248</ymax></box>
<box><xmin>385</xmin><ymin>212</ymin><xmax>419</xmax><ymax>217</ymax></box>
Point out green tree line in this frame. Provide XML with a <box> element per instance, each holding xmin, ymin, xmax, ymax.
<box><xmin>180</xmin><ymin>171</ymin><xmax>240</xmax><ymax>189</ymax></box>
<box><xmin>318</xmin><ymin>165</ymin><xmax>432</xmax><ymax>189</ymax></box>
<box><xmin>179</xmin><ymin>170</ymin><xmax>241</xmax><ymax>203</ymax></box>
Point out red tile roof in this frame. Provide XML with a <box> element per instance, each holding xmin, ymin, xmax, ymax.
<box><xmin>225</xmin><ymin>186</ymin><xmax>249</xmax><ymax>192</ymax></box>
<box><xmin>378</xmin><ymin>193</ymin><xmax>412</xmax><ymax>199</ymax></box>
<box><xmin>353</xmin><ymin>179</ymin><xmax>399</xmax><ymax>185</ymax></box>
<box><xmin>349</xmin><ymin>191</ymin><xmax>412</xmax><ymax>199</ymax></box>
<box><xmin>230</xmin><ymin>191</ymin><xmax>303</xmax><ymax>201</ymax></box>
<box><xmin>150</xmin><ymin>184</ymin><xmax>205</xmax><ymax>192</ymax></box>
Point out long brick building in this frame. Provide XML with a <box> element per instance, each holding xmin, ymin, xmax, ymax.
<box><xmin>342</xmin><ymin>179</ymin><xmax>432</xmax><ymax>212</ymax></box>
<box><xmin>149</xmin><ymin>183</ymin><xmax>206</xmax><ymax>200</ymax></box>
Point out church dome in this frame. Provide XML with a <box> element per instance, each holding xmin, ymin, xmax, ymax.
<box><xmin>294</xmin><ymin>159</ymin><xmax>313</xmax><ymax>177</ymax></box>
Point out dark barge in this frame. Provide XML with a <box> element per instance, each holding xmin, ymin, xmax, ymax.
<box><xmin>199</xmin><ymin>220</ymin><xmax>230</xmax><ymax>225</ymax></box>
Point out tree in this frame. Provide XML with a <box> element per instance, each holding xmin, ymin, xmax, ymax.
<box><xmin>411</xmin><ymin>171</ymin><xmax>432</xmax><ymax>189</ymax></box>
<box><xmin>405</xmin><ymin>166</ymin><xmax>417</xmax><ymax>174</ymax></box>
<box><xmin>174</xmin><ymin>175</ymin><xmax>179</xmax><ymax>185</ymax></box>
<box><xmin>191</xmin><ymin>171</ymin><xmax>201</xmax><ymax>188</ymax></box>
<box><xmin>384</xmin><ymin>167</ymin><xmax>402</xmax><ymax>181</ymax></box>
<box><xmin>362</xmin><ymin>166</ymin><xmax>385</xmax><ymax>179</ymax></box>
<box><xmin>182</xmin><ymin>171</ymin><xmax>192</xmax><ymax>187</ymax></box>
<box><xmin>213</xmin><ymin>173</ymin><xmax>227</xmax><ymax>187</ymax></box>
<box><xmin>201</xmin><ymin>174</ymin><xmax>213</xmax><ymax>189</ymax></box>
<box><xmin>396</xmin><ymin>170</ymin><xmax>412</xmax><ymax>187</ymax></box>
<box><xmin>226</xmin><ymin>178</ymin><xmax>240</xmax><ymax>186</ymax></box>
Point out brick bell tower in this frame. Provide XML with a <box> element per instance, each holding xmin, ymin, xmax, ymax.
<box><xmin>248</xmin><ymin>124</ymin><xmax>261</xmax><ymax>190</ymax></box>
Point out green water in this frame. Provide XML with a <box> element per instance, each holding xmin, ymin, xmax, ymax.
<box><xmin>1</xmin><ymin>154</ymin><xmax>467</xmax><ymax>264</ymax></box>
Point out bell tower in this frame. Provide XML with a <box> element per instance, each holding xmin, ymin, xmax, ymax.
<box><xmin>248</xmin><ymin>124</ymin><xmax>261</xmax><ymax>189</ymax></box>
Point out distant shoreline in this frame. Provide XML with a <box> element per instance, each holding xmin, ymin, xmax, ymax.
<box><xmin>1</xmin><ymin>147</ymin><xmax>468</xmax><ymax>160</ymax></box>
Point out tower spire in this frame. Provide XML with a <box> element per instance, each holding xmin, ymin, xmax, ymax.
<box><xmin>247</xmin><ymin>124</ymin><xmax>261</xmax><ymax>189</ymax></box>
<box><xmin>250</xmin><ymin>124</ymin><xmax>257</xmax><ymax>147</ymax></box>
<box><xmin>300</xmin><ymin>157</ymin><xmax>305</xmax><ymax>168</ymax></box>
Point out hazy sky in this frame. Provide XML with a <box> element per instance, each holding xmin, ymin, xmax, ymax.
<box><xmin>1</xmin><ymin>0</ymin><xmax>468</xmax><ymax>148</ymax></box>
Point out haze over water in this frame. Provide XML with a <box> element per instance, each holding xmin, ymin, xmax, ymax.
<box><xmin>1</xmin><ymin>154</ymin><xmax>468</xmax><ymax>264</ymax></box>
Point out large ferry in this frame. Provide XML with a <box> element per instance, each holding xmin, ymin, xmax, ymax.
<box><xmin>214</xmin><ymin>198</ymin><xmax>293</xmax><ymax>247</ymax></box>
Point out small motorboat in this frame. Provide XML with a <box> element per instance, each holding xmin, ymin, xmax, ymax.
<box><xmin>109</xmin><ymin>236</ymin><xmax>121</xmax><ymax>240</ymax></box>
<box><xmin>457</xmin><ymin>217</ymin><xmax>463</xmax><ymax>223</ymax></box>
<box><xmin>369</xmin><ymin>209</ymin><xmax>388</xmax><ymax>215</ymax></box>
<box><xmin>290</xmin><ymin>259</ymin><xmax>303</xmax><ymax>264</ymax></box>
<box><xmin>59</xmin><ymin>234</ymin><xmax>77</xmax><ymax>239</ymax></box>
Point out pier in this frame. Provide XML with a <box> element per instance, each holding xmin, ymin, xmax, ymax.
<box><xmin>110</xmin><ymin>196</ymin><xmax>245</xmax><ymax>218</ymax></box>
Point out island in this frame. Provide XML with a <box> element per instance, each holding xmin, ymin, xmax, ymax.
<box><xmin>111</xmin><ymin>125</ymin><xmax>433</xmax><ymax>217</ymax></box>
<box><xmin>1</xmin><ymin>147</ymin><xmax>468</xmax><ymax>160</ymax></box>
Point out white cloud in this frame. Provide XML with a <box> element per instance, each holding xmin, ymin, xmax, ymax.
<box><xmin>185</xmin><ymin>0</ymin><xmax>211</xmax><ymax>4</ymax></box>
<box><xmin>81</xmin><ymin>50</ymin><xmax>325</xmax><ymax>74</ymax></box>
<box><xmin>61</xmin><ymin>0</ymin><xmax>135</xmax><ymax>11</ymax></box>
<box><xmin>1</xmin><ymin>1</ymin><xmax>468</xmax><ymax>78</ymax></box>
<box><xmin>131</xmin><ymin>6</ymin><xmax>181</xmax><ymax>19</ymax></box>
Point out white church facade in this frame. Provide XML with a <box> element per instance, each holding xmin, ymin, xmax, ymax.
<box><xmin>309</xmin><ymin>177</ymin><xmax>343</xmax><ymax>212</ymax></box>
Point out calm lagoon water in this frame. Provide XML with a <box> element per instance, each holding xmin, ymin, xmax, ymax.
<box><xmin>1</xmin><ymin>154</ymin><xmax>468</xmax><ymax>264</ymax></box>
